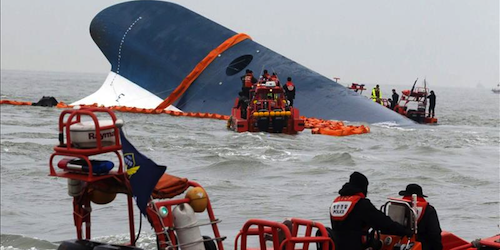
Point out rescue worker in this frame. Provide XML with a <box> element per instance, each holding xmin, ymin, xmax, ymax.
<box><xmin>270</xmin><ymin>72</ymin><xmax>280</xmax><ymax>86</ymax></box>
<box><xmin>236</xmin><ymin>91</ymin><xmax>249</xmax><ymax>119</ymax></box>
<box><xmin>399</xmin><ymin>184</ymin><xmax>442</xmax><ymax>250</ymax></box>
<box><xmin>427</xmin><ymin>90</ymin><xmax>436</xmax><ymax>118</ymax></box>
<box><xmin>240</xmin><ymin>69</ymin><xmax>257</xmax><ymax>98</ymax></box>
<box><xmin>330</xmin><ymin>172</ymin><xmax>412</xmax><ymax>250</ymax></box>
<box><xmin>371</xmin><ymin>85</ymin><xmax>382</xmax><ymax>104</ymax></box>
<box><xmin>260</xmin><ymin>69</ymin><xmax>271</xmax><ymax>82</ymax></box>
<box><xmin>391</xmin><ymin>89</ymin><xmax>399</xmax><ymax>110</ymax></box>
<box><xmin>284</xmin><ymin>77</ymin><xmax>296</xmax><ymax>107</ymax></box>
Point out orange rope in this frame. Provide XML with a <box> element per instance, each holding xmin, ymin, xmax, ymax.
<box><xmin>1</xmin><ymin>100</ymin><xmax>369</xmax><ymax>136</ymax></box>
<box><xmin>53</xmin><ymin>102</ymin><xmax>231</xmax><ymax>120</ymax></box>
<box><xmin>154</xmin><ymin>33</ymin><xmax>252</xmax><ymax>111</ymax></box>
<box><xmin>0</xmin><ymin>100</ymin><xmax>32</xmax><ymax>106</ymax></box>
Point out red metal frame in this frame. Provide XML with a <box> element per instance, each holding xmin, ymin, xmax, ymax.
<box><xmin>230</xmin><ymin>83</ymin><xmax>304</xmax><ymax>134</ymax></box>
<box><xmin>441</xmin><ymin>232</ymin><xmax>500</xmax><ymax>250</ymax></box>
<box><xmin>146</xmin><ymin>182</ymin><xmax>336</xmax><ymax>250</ymax></box>
<box><xmin>234</xmin><ymin>218</ymin><xmax>334</xmax><ymax>250</ymax></box>
<box><xmin>54</xmin><ymin>108</ymin><xmax>123</xmax><ymax>156</ymax></box>
<box><xmin>348</xmin><ymin>83</ymin><xmax>366</xmax><ymax>94</ymax></box>
<box><xmin>146</xmin><ymin>181</ymin><xmax>225</xmax><ymax>250</ymax></box>
<box><xmin>48</xmin><ymin>107</ymin><xmax>136</xmax><ymax>246</ymax></box>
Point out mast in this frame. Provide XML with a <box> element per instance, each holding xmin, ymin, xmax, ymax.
<box><xmin>424</xmin><ymin>78</ymin><xmax>428</xmax><ymax>106</ymax></box>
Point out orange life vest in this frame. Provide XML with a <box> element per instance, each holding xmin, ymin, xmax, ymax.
<box><xmin>286</xmin><ymin>81</ymin><xmax>295</xmax><ymax>91</ymax></box>
<box><xmin>330</xmin><ymin>193</ymin><xmax>365</xmax><ymax>221</ymax></box>
<box><xmin>244</xmin><ymin>73</ymin><xmax>253</xmax><ymax>88</ymax></box>
<box><xmin>401</xmin><ymin>196</ymin><xmax>428</xmax><ymax>223</ymax></box>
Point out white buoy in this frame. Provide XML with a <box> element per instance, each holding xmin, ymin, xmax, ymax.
<box><xmin>173</xmin><ymin>203</ymin><xmax>205</xmax><ymax>250</ymax></box>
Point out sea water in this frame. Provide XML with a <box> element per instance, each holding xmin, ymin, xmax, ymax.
<box><xmin>1</xmin><ymin>70</ymin><xmax>499</xmax><ymax>249</ymax></box>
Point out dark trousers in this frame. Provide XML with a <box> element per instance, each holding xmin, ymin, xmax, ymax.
<box><xmin>242</xmin><ymin>87</ymin><xmax>251</xmax><ymax>98</ymax></box>
<box><xmin>240</xmin><ymin>107</ymin><xmax>247</xmax><ymax>119</ymax></box>
<box><xmin>428</xmin><ymin>104</ymin><xmax>435</xmax><ymax>117</ymax></box>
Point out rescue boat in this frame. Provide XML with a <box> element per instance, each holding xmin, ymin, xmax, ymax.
<box><xmin>50</xmin><ymin>108</ymin><xmax>497</xmax><ymax>250</ymax></box>
<box><xmin>393</xmin><ymin>79</ymin><xmax>438</xmax><ymax>124</ymax></box>
<box><xmin>492</xmin><ymin>84</ymin><xmax>500</xmax><ymax>94</ymax></box>
<box><xmin>228</xmin><ymin>81</ymin><xmax>305</xmax><ymax>134</ymax></box>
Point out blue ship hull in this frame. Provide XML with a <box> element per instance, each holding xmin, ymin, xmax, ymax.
<box><xmin>88</xmin><ymin>0</ymin><xmax>414</xmax><ymax>125</ymax></box>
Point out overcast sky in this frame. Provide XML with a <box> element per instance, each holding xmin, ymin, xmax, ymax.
<box><xmin>1</xmin><ymin>0</ymin><xmax>498</xmax><ymax>88</ymax></box>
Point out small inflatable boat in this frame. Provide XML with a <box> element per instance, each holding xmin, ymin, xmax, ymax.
<box><xmin>492</xmin><ymin>84</ymin><xmax>500</xmax><ymax>94</ymax></box>
<box><xmin>393</xmin><ymin>79</ymin><xmax>438</xmax><ymax>124</ymax></box>
<box><xmin>229</xmin><ymin>81</ymin><xmax>304</xmax><ymax>134</ymax></box>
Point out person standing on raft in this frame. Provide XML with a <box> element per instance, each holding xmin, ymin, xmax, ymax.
<box><xmin>284</xmin><ymin>77</ymin><xmax>296</xmax><ymax>107</ymax></box>
<box><xmin>391</xmin><ymin>89</ymin><xmax>399</xmax><ymax>110</ymax></box>
<box><xmin>260</xmin><ymin>69</ymin><xmax>271</xmax><ymax>82</ymax></box>
<box><xmin>371</xmin><ymin>85</ymin><xmax>382</xmax><ymax>104</ymax></box>
<box><xmin>241</xmin><ymin>69</ymin><xmax>257</xmax><ymax>98</ymax></box>
<box><xmin>270</xmin><ymin>72</ymin><xmax>280</xmax><ymax>86</ymax></box>
<box><xmin>427</xmin><ymin>90</ymin><xmax>436</xmax><ymax>118</ymax></box>
<box><xmin>236</xmin><ymin>91</ymin><xmax>249</xmax><ymax>119</ymax></box>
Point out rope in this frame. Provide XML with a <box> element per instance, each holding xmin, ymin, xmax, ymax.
<box><xmin>0</xmin><ymin>100</ymin><xmax>370</xmax><ymax>136</ymax></box>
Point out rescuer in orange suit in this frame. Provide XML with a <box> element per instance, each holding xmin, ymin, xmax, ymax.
<box><xmin>284</xmin><ymin>77</ymin><xmax>296</xmax><ymax>106</ymax></box>
<box><xmin>270</xmin><ymin>72</ymin><xmax>280</xmax><ymax>86</ymax></box>
<box><xmin>240</xmin><ymin>69</ymin><xmax>257</xmax><ymax>98</ymax></box>
<box><xmin>329</xmin><ymin>172</ymin><xmax>412</xmax><ymax>250</ymax></box>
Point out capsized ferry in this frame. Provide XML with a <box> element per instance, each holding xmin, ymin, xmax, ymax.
<box><xmin>71</xmin><ymin>0</ymin><xmax>416</xmax><ymax>126</ymax></box>
<box><xmin>51</xmin><ymin>108</ymin><xmax>497</xmax><ymax>250</ymax></box>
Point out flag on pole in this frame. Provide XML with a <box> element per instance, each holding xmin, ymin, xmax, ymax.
<box><xmin>120</xmin><ymin>130</ymin><xmax>166</xmax><ymax>215</ymax></box>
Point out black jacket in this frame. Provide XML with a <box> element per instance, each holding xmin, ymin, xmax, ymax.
<box><xmin>417</xmin><ymin>204</ymin><xmax>442</xmax><ymax>250</ymax></box>
<box><xmin>427</xmin><ymin>93</ymin><xmax>436</xmax><ymax>107</ymax></box>
<box><xmin>331</xmin><ymin>183</ymin><xmax>411</xmax><ymax>250</ymax></box>
<box><xmin>392</xmin><ymin>93</ymin><xmax>399</xmax><ymax>108</ymax></box>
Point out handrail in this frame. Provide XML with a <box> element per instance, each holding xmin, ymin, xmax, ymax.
<box><xmin>235</xmin><ymin>218</ymin><xmax>334</xmax><ymax>250</ymax></box>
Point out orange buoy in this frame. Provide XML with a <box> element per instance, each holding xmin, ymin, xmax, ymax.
<box><xmin>89</xmin><ymin>189</ymin><xmax>117</xmax><ymax>205</ymax></box>
<box><xmin>185</xmin><ymin>187</ymin><xmax>208</xmax><ymax>213</ymax></box>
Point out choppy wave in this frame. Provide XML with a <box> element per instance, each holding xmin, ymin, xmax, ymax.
<box><xmin>0</xmin><ymin>234</ymin><xmax>57</xmax><ymax>250</ymax></box>
<box><xmin>1</xmin><ymin>71</ymin><xmax>499</xmax><ymax>249</ymax></box>
<box><xmin>311</xmin><ymin>152</ymin><xmax>356</xmax><ymax>166</ymax></box>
